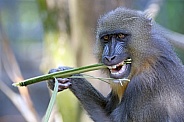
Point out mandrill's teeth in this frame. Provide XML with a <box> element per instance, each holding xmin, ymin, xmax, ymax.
<box><xmin>120</xmin><ymin>62</ymin><xmax>124</xmax><ymax>65</ymax></box>
<box><xmin>112</xmin><ymin>65</ymin><xmax>117</xmax><ymax>69</ymax></box>
<box><xmin>107</xmin><ymin>61</ymin><xmax>125</xmax><ymax>70</ymax></box>
<box><xmin>111</xmin><ymin>64</ymin><xmax>126</xmax><ymax>75</ymax></box>
<box><xmin>107</xmin><ymin>65</ymin><xmax>117</xmax><ymax>70</ymax></box>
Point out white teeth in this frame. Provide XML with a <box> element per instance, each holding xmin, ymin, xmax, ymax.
<box><xmin>120</xmin><ymin>62</ymin><xmax>124</xmax><ymax>65</ymax></box>
<box><xmin>111</xmin><ymin>64</ymin><xmax>126</xmax><ymax>75</ymax></box>
<box><xmin>112</xmin><ymin>65</ymin><xmax>117</xmax><ymax>69</ymax></box>
<box><xmin>107</xmin><ymin>61</ymin><xmax>124</xmax><ymax>70</ymax></box>
<box><xmin>107</xmin><ymin>65</ymin><xmax>117</xmax><ymax>70</ymax></box>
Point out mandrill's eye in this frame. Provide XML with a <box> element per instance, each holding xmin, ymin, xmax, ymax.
<box><xmin>101</xmin><ymin>35</ymin><xmax>110</xmax><ymax>43</ymax></box>
<box><xmin>117</xmin><ymin>33</ymin><xmax>125</xmax><ymax>39</ymax></box>
<box><xmin>103</xmin><ymin>35</ymin><xmax>109</xmax><ymax>41</ymax></box>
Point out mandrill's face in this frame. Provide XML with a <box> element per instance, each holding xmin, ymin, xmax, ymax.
<box><xmin>95</xmin><ymin>7</ymin><xmax>154</xmax><ymax>84</ymax></box>
<box><xmin>99</xmin><ymin>31</ymin><xmax>132</xmax><ymax>80</ymax></box>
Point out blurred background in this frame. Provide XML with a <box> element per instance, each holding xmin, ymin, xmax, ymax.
<box><xmin>0</xmin><ymin>0</ymin><xmax>183</xmax><ymax>122</ymax></box>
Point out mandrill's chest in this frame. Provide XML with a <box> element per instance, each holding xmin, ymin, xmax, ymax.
<box><xmin>110</xmin><ymin>84</ymin><xmax>184</xmax><ymax>122</ymax></box>
<box><xmin>110</xmin><ymin>97</ymin><xmax>159</xmax><ymax>122</ymax></box>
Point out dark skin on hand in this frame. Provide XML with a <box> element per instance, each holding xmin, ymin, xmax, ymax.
<box><xmin>48</xmin><ymin>7</ymin><xmax>184</xmax><ymax>122</ymax></box>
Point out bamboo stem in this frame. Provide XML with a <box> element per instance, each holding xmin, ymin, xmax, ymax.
<box><xmin>12</xmin><ymin>63</ymin><xmax>107</xmax><ymax>87</ymax></box>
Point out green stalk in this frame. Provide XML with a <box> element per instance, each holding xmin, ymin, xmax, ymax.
<box><xmin>44</xmin><ymin>78</ymin><xmax>58</xmax><ymax>122</ymax></box>
<box><xmin>12</xmin><ymin>63</ymin><xmax>107</xmax><ymax>87</ymax></box>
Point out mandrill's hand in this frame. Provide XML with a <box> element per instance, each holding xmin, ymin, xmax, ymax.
<box><xmin>47</xmin><ymin>66</ymin><xmax>72</xmax><ymax>92</ymax></box>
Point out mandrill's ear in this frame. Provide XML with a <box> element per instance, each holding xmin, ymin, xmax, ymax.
<box><xmin>142</xmin><ymin>10</ymin><xmax>153</xmax><ymax>25</ymax></box>
<box><xmin>143</xmin><ymin>2</ymin><xmax>160</xmax><ymax>19</ymax></box>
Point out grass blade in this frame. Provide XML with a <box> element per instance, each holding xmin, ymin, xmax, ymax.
<box><xmin>44</xmin><ymin>78</ymin><xmax>58</xmax><ymax>122</ymax></box>
<box><xmin>12</xmin><ymin>63</ymin><xmax>107</xmax><ymax>87</ymax></box>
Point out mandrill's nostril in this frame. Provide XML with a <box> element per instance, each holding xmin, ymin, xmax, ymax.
<box><xmin>105</xmin><ymin>55</ymin><xmax>117</xmax><ymax>62</ymax></box>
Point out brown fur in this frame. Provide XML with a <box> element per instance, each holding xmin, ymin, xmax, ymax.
<box><xmin>110</xmin><ymin>81</ymin><xmax>129</xmax><ymax>101</ymax></box>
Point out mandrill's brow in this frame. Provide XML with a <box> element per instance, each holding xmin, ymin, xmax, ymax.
<box><xmin>99</xmin><ymin>29</ymin><xmax>130</xmax><ymax>39</ymax></box>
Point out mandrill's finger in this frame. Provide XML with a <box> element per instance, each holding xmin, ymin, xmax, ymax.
<box><xmin>48</xmin><ymin>69</ymin><xmax>58</xmax><ymax>74</ymax></box>
<box><xmin>57</xmin><ymin>78</ymin><xmax>70</xmax><ymax>83</ymax></box>
<box><xmin>58</xmin><ymin>82</ymin><xmax>72</xmax><ymax>92</ymax></box>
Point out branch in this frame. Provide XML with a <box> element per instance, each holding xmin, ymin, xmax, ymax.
<box><xmin>144</xmin><ymin>0</ymin><xmax>163</xmax><ymax>19</ymax></box>
<box><xmin>158</xmin><ymin>26</ymin><xmax>184</xmax><ymax>50</ymax></box>
<box><xmin>0</xmin><ymin>23</ymin><xmax>39</xmax><ymax>121</ymax></box>
<box><xmin>0</xmin><ymin>81</ymin><xmax>38</xmax><ymax>122</ymax></box>
<box><xmin>144</xmin><ymin>0</ymin><xmax>184</xmax><ymax>54</ymax></box>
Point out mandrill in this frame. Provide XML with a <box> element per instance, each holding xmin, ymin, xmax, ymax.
<box><xmin>48</xmin><ymin>7</ymin><xmax>184</xmax><ymax>122</ymax></box>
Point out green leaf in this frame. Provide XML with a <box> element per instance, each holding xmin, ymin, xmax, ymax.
<box><xmin>12</xmin><ymin>63</ymin><xmax>107</xmax><ymax>87</ymax></box>
<box><xmin>44</xmin><ymin>77</ymin><xmax>58</xmax><ymax>122</ymax></box>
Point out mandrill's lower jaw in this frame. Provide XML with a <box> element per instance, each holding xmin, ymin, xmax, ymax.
<box><xmin>107</xmin><ymin>58</ymin><xmax>132</xmax><ymax>80</ymax></box>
